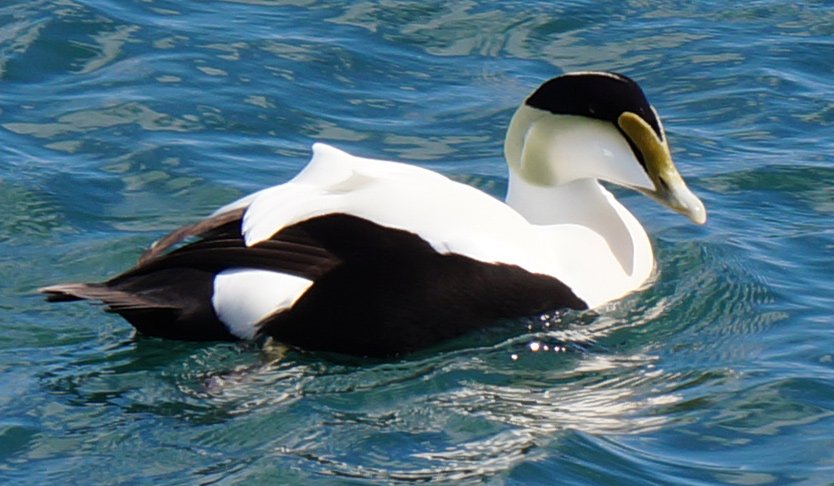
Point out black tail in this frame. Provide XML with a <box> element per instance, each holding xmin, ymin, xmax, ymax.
<box><xmin>38</xmin><ymin>270</ymin><xmax>236</xmax><ymax>342</ymax></box>
<box><xmin>39</xmin><ymin>282</ymin><xmax>158</xmax><ymax>307</ymax></box>
<box><xmin>39</xmin><ymin>209</ymin><xmax>252</xmax><ymax>341</ymax></box>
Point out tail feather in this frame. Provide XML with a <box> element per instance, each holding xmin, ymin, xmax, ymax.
<box><xmin>39</xmin><ymin>273</ymin><xmax>235</xmax><ymax>341</ymax></box>
<box><xmin>40</xmin><ymin>283</ymin><xmax>89</xmax><ymax>302</ymax></box>
<box><xmin>38</xmin><ymin>283</ymin><xmax>173</xmax><ymax>311</ymax></box>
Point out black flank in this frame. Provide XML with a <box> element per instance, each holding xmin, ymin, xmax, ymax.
<box><xmin>258</xmin><ymin>214</ymin><xmax>588</xmax><ymax>357</ymax></box>
<box><xmin>41</xmin><ymin>212</ymin><xmax>587</xmax><ymax>356</ymax></box>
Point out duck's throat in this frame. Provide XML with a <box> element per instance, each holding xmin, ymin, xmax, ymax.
<box><xmin>505</xmin><ymin>173</ymin><xmax>644</xmax><ymax>275</ymax></box>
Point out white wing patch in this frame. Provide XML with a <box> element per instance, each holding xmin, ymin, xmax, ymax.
<box><xmin>212</xmin><ymin>269</ymin><xmax>313</xmax><ymax>339</ymax></box>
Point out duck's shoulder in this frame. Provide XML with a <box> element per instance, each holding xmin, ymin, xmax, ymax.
<box><xmin>293</xmin><ymin>143</ymin><xmax>447</xmax><ymax>187</ymax></box>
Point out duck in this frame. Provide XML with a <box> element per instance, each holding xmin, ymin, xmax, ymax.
<box><xmin>40</xmin><ymin>71</ymin><xmax>706</xmax><ymax>357</ymax></box>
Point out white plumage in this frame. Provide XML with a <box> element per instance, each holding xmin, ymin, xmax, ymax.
<box><xmin>213</xmin><ymin>142</ymin><xmax>650</xmax><ymax>326</ymax></box>
<box><xmin>213</xmin><ymin>269</ymin><xmax>313</xmax><ymax>339</ymax></box>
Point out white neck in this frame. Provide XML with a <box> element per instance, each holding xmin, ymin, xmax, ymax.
<box><xmin>506</xmin><ymin>171</ymin><xmax>650</xmax><ymax>277</ymax></box>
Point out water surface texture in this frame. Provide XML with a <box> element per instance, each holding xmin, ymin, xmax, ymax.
<box><xmin>2</xmin><ymin>1</ymin><xmax>833</xmax><ymax>484</ymax></box>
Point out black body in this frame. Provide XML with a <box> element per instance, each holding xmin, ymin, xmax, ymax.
<box><xmin>42</xmin><ymin>212</ymin><xmax>587</xmax><ymax>357</ymax></box>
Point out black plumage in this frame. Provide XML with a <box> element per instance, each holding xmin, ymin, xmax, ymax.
<box><xmin>42</xmin><ymin>212</ymin><xmax>586</xmax><ymax>356</ymax></box>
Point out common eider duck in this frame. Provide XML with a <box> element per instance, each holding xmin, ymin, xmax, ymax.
<box><xmin>41</xmin><ymin>71</ymin><xmax>706</xmax><ymax>357</ymax></box>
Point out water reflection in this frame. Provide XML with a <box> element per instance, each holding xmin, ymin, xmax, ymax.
<box><xmin>3</xmin><ymin>102</ymin><xmax>197</xmax><ymax>138</ymax></box>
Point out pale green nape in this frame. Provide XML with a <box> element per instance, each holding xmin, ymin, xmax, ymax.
<box><xmin>504</xmin><ymin>104</ymin><xmax>653</xmax><ymax>191</ymax></box>
<box><xmin>504</xmin><ymin>103</ymin><xmax>551</xmax><ymax>184</ymax></box>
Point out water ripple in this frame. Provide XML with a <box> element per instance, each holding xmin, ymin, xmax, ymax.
<box><xmin>2</xmin><ymin>0</ymin><xmax>833</xmax><ymax>484</ymax></box>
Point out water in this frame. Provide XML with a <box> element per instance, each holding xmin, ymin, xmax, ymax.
<box><xmin>2</xmin><ymin>0</ymin><xmax>833</xmax><ymax>483</ymax></box>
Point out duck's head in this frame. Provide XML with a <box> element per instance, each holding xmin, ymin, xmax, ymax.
<box><xmin>504</xmin><ymin>71</ymin><xmax>706</xmax><ymax>225</ymax></box>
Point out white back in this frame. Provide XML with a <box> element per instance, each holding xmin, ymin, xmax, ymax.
<box><xmin>215</xmin><ymin>144</ymin><xmax>654</xmax><ymax>308</ymax></box>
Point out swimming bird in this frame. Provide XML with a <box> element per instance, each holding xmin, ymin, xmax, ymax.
<box><xmin>40</xmin><ymin>71</ymin><xmax>706</xmax><ymax>357</ymax></box>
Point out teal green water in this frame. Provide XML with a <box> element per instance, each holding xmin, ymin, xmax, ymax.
<box><xmin>2</xmin><ymin>1</ymin><xmax>834</xmax><ymax>484</ymax></box>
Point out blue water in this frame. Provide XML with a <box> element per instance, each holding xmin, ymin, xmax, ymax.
<box><xmin>2</xmin><ymin>0</ymin><xmax>833</xmax><ymax>483</ymax></box>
